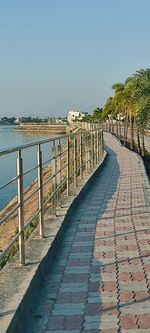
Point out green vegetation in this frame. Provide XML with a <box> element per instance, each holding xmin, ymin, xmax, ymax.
<box><xmin>0</xmin><ymin>116</ymin><xmax>47</xmax><ymax>125</ymax></box>
<box><xmin>0</xmin><ymin>216</ymin><xmax>39</xmax><ymax>269</ymax></box>
<box><xmin>84</xmin><ymin>68</ymin><xmax>150</xmax><ymax>157</ymax></box>
<box><xmin>0</xmin><ymin>117</ymin><xmax>16</xmax><ymax>125</ymax></box>
<box><xmin>21</xmin><ymin>116</ymin><xmax>47</xmax><ymax>123</ymax></box>
<box><xmin>83</xmin><ymin>108</ymin><xmax>103</xmax><ymax>123</ymax></box>
<box><xmin>0</xmin><ymin>242</ymin><xmax>19</xmax><ymax>269</ymax></box>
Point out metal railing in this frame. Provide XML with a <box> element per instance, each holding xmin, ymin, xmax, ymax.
<box><xmin>0</xmin><ymin>128</ymin><xmax>103</xmax><ymax>266</ymax></box>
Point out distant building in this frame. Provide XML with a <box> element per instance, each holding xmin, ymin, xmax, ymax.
<box><xmin>48</xmin><ymin>117</ymin><xmax>67</xmax><ymax>125</ymax></box>
<box><xmin>48</xmin><ymin>117</ymin><xmax>58</xmax><ymax>125</ymax></box>
<box><xmin>117</xmin><ymin>113</ymin><xmax>124</xmax><ymax>121</ymax></box>
<box><xmin>15</xmin><ymin>117</ymin><xmax>21</xmax><ymax>124</ymax></box>
<box><xmin>67</xmin><ymin>110</ymin><xmax>86</xmax><ymax>124</ymax></box>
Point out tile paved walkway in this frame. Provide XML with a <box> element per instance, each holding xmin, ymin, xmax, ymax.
<box><xmin>27</xmin><ymin>133</ymin><xmax>150</xmax><ymax>333</ymax></box>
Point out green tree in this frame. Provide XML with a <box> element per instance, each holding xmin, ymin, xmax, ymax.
<box><xmin>102</xmin><ymin>97</ymin><xmax>115</xmax><ymax>133</ymax></box>
<box><xmin>112</xmin><ymin>82</ymin><xmax>125</xmax><ymax>138</ymax></box>
<box><xmin>104</xmin><ymin>68</ymin><xmax>150</xmax><ymax>156</ymax></box>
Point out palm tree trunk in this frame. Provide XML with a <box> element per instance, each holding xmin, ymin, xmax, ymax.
<box><xmin>123</xmin><ymin>118</ymin><xmax>126</xmax><ymax>146</ymax></box>
<box><xmin>130</xmin><ymin>111</ymin><xmax>134</xmax><ymax>150</ymax></box>
<box><xmin>135</xmin><ymin>118</ymin><xmax>141</xmax><ymax>154</ymax></box>
<box><xmin>108</xmin><ymin>120</ymin><xmax>111</xmax><ymax>132</ymax></box>
<box><xmin>141</xmin><ymin>132</ymin><xmax>145</xmax><ymax>157</ymax></box>
<box><xmin>137</xmin><ymin>131</ymin><xmax>141</xmax><ymax>154</ymax></box>
<box><xmin>124</xmin><ymin>108</ymin><xmax>128</xmax><ymax>146</ymax></box>
<box><xmin>116</xmin><ymin>119</ymin><xmax>118</xmax><ymax>137</ymax></box>
<box><xmin>106</xmin><ymin>121</ymin><xmax>108</xmax><ymax>132</ymax></box>
<box><xmin>107</xmin><ymin>121</ymin><xmax>109</xmax><ymax>132</ymax></box>
<box><xmin>118</xmin><ymin>111</ymin><xmax>121</xmax><ymax>138</ymax></box>
<box><xmin>125</xmin><ymin>114</ymin><xmax>128</xmax><ymax>143</ymax></box>
<box><xmin>111</xmin><ymin>119</ymin><xmax>114</xmax><ymax>134</ymax></box>
<box><xmin>105</xmin><ymin>121</ymin><xmax>107</xmax><ymax>131</ymax></box>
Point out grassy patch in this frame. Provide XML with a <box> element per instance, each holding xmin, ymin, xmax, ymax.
<box><xmin>0</xmin><ymin>241</ymin><xmax>19</xmax><ymax>269</ymax></box>
<box><xmin>0</xmin><ymin>216</ymin><xmax>39</xmax><ymax>270</ymax></box>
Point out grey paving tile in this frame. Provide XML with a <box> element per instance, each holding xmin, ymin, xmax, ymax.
<box><xmin>60</xmin><ymin>282</ymin><xmax>88</xmax><ymax>292</ymax></box>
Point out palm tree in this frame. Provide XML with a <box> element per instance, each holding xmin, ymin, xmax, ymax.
<box><xmin>102</xmin><ymin>68</ymin><xmax>150</xmax><ymax>156</ymax></box>
<box><xmin>102</xmin><ymin>97</ymin><xmax>115</xmax><ymax>133</ymax></box>
<box><xmin>92</xmin><ymin>108</ymin><xmax>103</xmax><ymax>123</ymax></box>
<box><xmin>133</xmin><ymin>69</ymin><xmax>150</xmax><ymax>155</ymax></box>
<box><xmin>123</xmin><ymin>76</ymin><xmax>138</xmax><ymax>150</ymax></box>
<box><xmin>112</xmin><ymin>82</ymin><xmax>125</xmax><ymax>139</ymax></box>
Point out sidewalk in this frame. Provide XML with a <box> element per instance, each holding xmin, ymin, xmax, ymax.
<box><xmin>27</xmin><ymin>133</ymin><xmax>150</xmax><ymax>333</ymax></box>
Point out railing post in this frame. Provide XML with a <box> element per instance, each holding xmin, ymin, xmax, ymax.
<box><xmin>52</xmin><ymin>141</ymin><xmax>57</xmax><ymax>213</ymax></box>
<box><xmin>80</xmin><ymin>134</ymin><xmax>83</xmax><ymax>179</ymax></box>
<box><xmin>100</xmin><ymin>130</ymin><xmax>103</xmax><ymax>156</ymax></box>
<box><xmin>99</xmin><ymin>130</ymin><xmax>101</xmax><ymax>159</ymax></box>
<box><xmin>102</xmin><ymin>130</ymin><xmax>104</xmax><ymax>153</ymax></box>
<box><xmin>94</xmin><ymin>131</ymin><xmax>97</xmax><ymax>165</ymax></box>
<box><xmin>88</xmin><ymin>132</ymin><xmax>91</xmax><ymax>172</ymax></box>
<box><xmin>89</xmin><ymin>132</ymin><xmax>93</xmax><ymax>169</ymax></box>
<box><xmin>57</xmin><ymin>140</ymin><xmax>61</xmax><ymax>205</ymax></box>
<box><xmin>97</xmin><ymin>130</ymin><xmax>99</xmax><ymax>162</ymax></box>
<box><xmin>97</xmin><ymin>130</ymin><xmax>99</xmax><ymax>161</ymax></box>
<box><xmin>98</xmin><ymin>130</ymin><xmax>101</xmax><ymax>160</ymax></box>
<box><xmin>37</xmin><ymin>145</ymin><xmax>44</xmax><ymax>238</ymax></box>
<box><xmin>17</xmin><ymin>150</ymin><xmax>25</xmax><ymax>265</ymax></box>
<box><xmin>67</xmin><ymin>137</ymin><xmax>70</xmax><ymax>196</ymax></box>
<box><xmin>73</xmin><ymin>135</ymin><xmax>77</xmax><ymax>187</ymax></box>
<box><xmin>92</xmin><ymin>132</ymin><xmax>95</xmax><ymax>167</ymax></box>
<box><xmin>85</xmin><ymin>132</ymin><xmax>89</xmax><ymax>173</ymax></box>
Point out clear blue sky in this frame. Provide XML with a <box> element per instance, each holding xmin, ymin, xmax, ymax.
<box><xmin>0</xmin><ymin>0</ymin><xmax>150</xmax><ymax>117</ymax></box>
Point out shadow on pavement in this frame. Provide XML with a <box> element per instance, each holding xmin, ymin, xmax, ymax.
<box><xmin>25</xmin><ymin>143</ymin><xmax>122</xmax><ymax>332</ymax></box>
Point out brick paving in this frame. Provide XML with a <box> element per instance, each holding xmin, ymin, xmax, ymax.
<box><xmin>27</xmin><ymin>133</ymin><xmax>150</xmax><ymax>333</ymax></box>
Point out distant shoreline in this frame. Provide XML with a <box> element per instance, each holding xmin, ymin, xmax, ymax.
<box><xmin>16</xmin><ymin>123</ymin><xmax>67</xmax><ymax>134</ymax></box>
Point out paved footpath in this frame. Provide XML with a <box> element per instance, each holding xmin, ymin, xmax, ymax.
<box><xmin>27</xmin><ymin>133</ymin><xmax>150</xmax><ymax>333</ymax></box>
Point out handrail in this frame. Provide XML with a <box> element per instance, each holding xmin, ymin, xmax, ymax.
<box><xmin>0</xmin><ymin>128</ymin><xmax>99</xmax><ymax>156</ymax></box>
<box><xmin>0</xmin><ymin>126</ymin><xmax>103</xmax><ymax>266</ymax></box>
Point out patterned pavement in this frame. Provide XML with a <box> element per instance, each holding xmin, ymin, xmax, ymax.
<box><xmin>27</xmin><ymin>133</ymin><xmax>150</xmax><ymax>333</ymax></box>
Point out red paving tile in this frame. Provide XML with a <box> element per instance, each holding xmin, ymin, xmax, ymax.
<box><xmin>62</xmin><ymin>273</ymin><xmax>89</xmax><ymax>283</ymax></box>
<box><xmin>131</xmin><ymin>272</ymin><xmax>145</xmax><ymax>281</ymax></box>
<box><xmin>102</xmin><ymin>301</ymin><xmax>117</xmax><ymax>310</ymax></box>
<box><xmin>99</xmin><ymin>329</ymin><xmax>118</xmax><ymax>333</ymax></box>
<box><xmin>120</xmin><ymin>291</ymin><xmax>134</xmax><ymax>302</ymax></box>
<box><xmin>120</xmin><ymin>315</ymin><xmax>138</xmax><ymax>329</ymax></box>
<box><xmin>145</xmin><ymin>264</ymin><xmax>150</xmax><ymax>271</ymax></box>
<box><xmin>135</xmin><ymin>290</ymin><xmax>149</xmax><ymax>300</ymax></box>
<box><xmin>138</xmin><ymin>315</ymin><xmax>150</xmax><ymax>328</ymax></box>
<box><xmin>56</xmin><ymin>291</ymin><xmax>86</xmax><ymax>303</ymax></box>
<box><xmin>119</xmin><ymin>272</ymin><xmax>131</xmax><ymax>281</ymax></box>
<box><xmin>102</xmin><ymin>266</ymin><xmax>116</xmax><ymax>273</ymax></box>
<box><xmin>102</xmin><ymin>282</ymin><xmax>117</xmax><ymax>292</ymax></box>
<box><xmin>65</xmin><ymin>315</ymin><xmax>83</xmax><ymax>329</ymax></box>
<box><xmin>47</xmin><ymin>316</ymin><xmax>65</xmax><ymax>329</ymax></box>
<box><xmin>85</xmin><ymin>303</ymin><xmax>102</xmax><ymax>315</ymax></box>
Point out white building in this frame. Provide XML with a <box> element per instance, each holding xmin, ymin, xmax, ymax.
<box><xmin>15</xmin><ymin>117</ymin><xmax>21</xmax><ymax>124</ymax></box>
<box><xmin>117</xmin><ymin>113</ymin><xmax>124</xmax><ymax>121</ymax></box>
<box><xmin>67</xmin><ymin>110</ymin><xmax>85</xmax><ymax>124</ymax></box>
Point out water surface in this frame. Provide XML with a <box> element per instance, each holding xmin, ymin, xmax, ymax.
<box><xmin>0</xmin><ymin>126</ymin><xmax>62</xmax><ymax>210</ymax></box>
